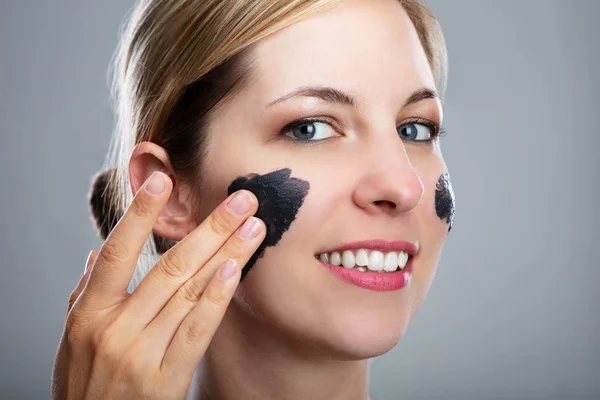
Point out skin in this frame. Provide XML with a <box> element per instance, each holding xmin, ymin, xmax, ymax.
<box><xmin>52</xmin><ymin>174</ymin><xmax>268</xmax><ymax>399</ymax></box>
<box><xmin>126</xmin><ymin>0</ymin><xmax>451</xmax><ymax>398</ymax></box>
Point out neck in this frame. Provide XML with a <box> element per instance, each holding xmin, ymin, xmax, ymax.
<box><xmin>190</xmin><ymin>300</ymin><xmax>372</xmax><ymax>400</ymax></box>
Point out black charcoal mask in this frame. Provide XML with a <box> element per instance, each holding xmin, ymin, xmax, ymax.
<box><xmin>227</xmin><ymin>168</ymin><xmax>310</xmax><ymax>281</ymax></box>
<box><xmin>434</xmin><ymin>173</ymin><xmax>456</xmax><ymax>232</ymax></box>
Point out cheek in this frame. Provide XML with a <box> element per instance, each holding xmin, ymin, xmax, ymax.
<box><xmin>416</xmin><ymin>168</ymin><xmax>453</xmax><ymax>247</ymax></box>
<box><xmin>411</xmin><ymin>148</ymin><xmax>454</xmax><ymax>234</ymax></box>
<box><xmin>226</xmin><ymin>168</ymin><xmax>311</xmax><ymax>281</ymax></box>
<box><xmin>406</xmin><ymin>169</ymin><xmax>455</xmax><ymax>282</ymax></box>
<box><xmin>408</xmin><ymin>168</ymin><xmax>452</xmax><ymax>307</ymax></box>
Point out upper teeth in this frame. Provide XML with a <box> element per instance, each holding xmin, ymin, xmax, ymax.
<box><xmin>317</xmin><ymin>249</ymin><xmax>409</xmax><ymax>272</ymax></box>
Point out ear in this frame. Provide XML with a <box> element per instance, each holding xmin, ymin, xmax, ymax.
<box><xmin>128</xmin><ymin>141</ymin><xmax>197</xmax><ymax>241</ymax></box>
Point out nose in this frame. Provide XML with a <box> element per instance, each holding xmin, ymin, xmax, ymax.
<box><xmin>352</xmin><ymin>137</ymin><xmax>424</xmax><ymax>216</ymax></box>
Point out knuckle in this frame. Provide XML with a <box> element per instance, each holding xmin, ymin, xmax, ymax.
<box><xmin>130</xmin><ymin>195</ymin><xmax>154</xmax><ymax>219</ymax></box>
<box><xmin>135</xmin><ymin>382</ymin><xmax>163</xmax><ymax>399</ymax></box>
<box><xmin>221</xmin><ymin>244</ymin><xmax>246</xmax><ymax>262</ymax></box>
<box><xmin>119</xmin><ymin>354</ymin><xmax>149</xmax><ymax>382</ymax></box>
<box><xmin>117</xmin><ymin>362</ymin><xmax>157</xmax><ymax>397</ymax></box>
<box><xmin>203</xmin><ymin>282</ymin><xmax>228</xmax><ymax>307</ymax></box>
<box><xmin>176</xmin><ymin>278</ymin><xmax>206</xmax><ymax>308</ymax></box>
<box><xmin>184</xmin><ymin>319</ymin><xmax>209</xmax><ymax>342</ymax></box>
<box><xmin>209</xmin><ymin>210</ymin><xmax>234</xmax><ymax>236</ymax></box>
<box><xmin>99</xmin><ymin>237</ymin><xmax>128</xmax><ymax>265</ymax></box>
<box><xmin>158</xmin><ymin>249</ymin><xmax>189</xmax><ymax>279</ymax></box>
<box><xmin>91</xmin><ymin>328</ymin><xmax>110</xmax><ymax>349</ymax></box>
<box><xmin>92</xmin><ymin>325</ymin><xmax>121</xmax><ymax>359</ymax></box>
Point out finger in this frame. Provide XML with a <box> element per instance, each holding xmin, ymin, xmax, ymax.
<box><xmin>85</xmin><ymin>250</ymin><xmax>99</xmax><ymax>274</ymax></box>
<box><xmin>141</xmin><ymin>216</ymin><xmax>265</xmax><ymax>358</ymax></box>
<box><xmin>121</xmin><ymin>189</ymin><xmax>258</xmax><ymax>328</ymax></box>
<box><xmin>67</xmin><ymin>250</ymin><xmax>98</xmax><ymax>315</ymax></box>
<box><xmin>160</xmin><ymin>257</ymin><xmax>241</xmax><ymax>375</ymax></box>
<box><xmin>81</xmin><ymin>172</ymin><xmax>172</xmax><ymax>308</ymax></box>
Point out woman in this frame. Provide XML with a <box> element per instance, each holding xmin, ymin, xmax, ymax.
<box><xmin>51</xmin><ymin>0</ymin><xmax>454</xmax><ymax>398</ymax></box>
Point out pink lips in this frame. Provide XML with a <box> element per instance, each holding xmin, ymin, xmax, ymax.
<box><xmin>316</xmin><ymin>240</ymin><xmax>417</xmax><ymax>292</ymax></box>
<box><xmin>318</xmin><ymin>258</ymin><xmax>412</xmax><ymax>292</ymax></box>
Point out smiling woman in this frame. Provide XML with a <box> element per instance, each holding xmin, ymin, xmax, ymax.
<box><xmin>53</xmin><ymin>0</ymin><xmax>453</xmax><ymax>399</ymax></box>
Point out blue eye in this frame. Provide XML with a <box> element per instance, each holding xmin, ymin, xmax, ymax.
<box><xmin>397</xmin><ymin>122</ymin><xmax>437</xmax><ymax>142</ymax></box>
<box><xmin>283</xmin><ymin>119</ymin><xmax>337</xmax><ymax>142</ymax></box>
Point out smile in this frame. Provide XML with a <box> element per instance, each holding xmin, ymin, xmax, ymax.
<box><xmin>314</xmin><ymin>240</ymin><xmax>418</xmax><ymax>274</ymax></box>
<box><xmin>315</xmin><ymin>249</ymin><xmax>410</xmax><ymax>273</ymax></box>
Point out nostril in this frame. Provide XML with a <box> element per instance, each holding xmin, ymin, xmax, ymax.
<box><xmin>374</xmin><ymin>200</ymin><xmax>396</xmax><ymax>209</ymax></box>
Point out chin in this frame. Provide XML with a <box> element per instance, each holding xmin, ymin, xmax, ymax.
<box><xmin>316</xmin><ymin>310</ymin><xmax>410</xmax><ymax>361</ymax></box>
<box><xmin>234</xmin><ymin>252</ymin><xmax>417</xmax><ymax>360</ymax></box>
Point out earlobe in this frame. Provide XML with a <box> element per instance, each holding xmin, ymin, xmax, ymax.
<box><xmin>128</xmin><ymin>141</ymin><xmax>197</xmax><ymax>241</ymax></box>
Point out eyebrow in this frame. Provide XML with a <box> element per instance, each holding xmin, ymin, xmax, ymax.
<box><xmin>403</xmin><ymin>88</ymin><xmax>440</xmax><ymax>107</ymax></box>
<box><xmin>266</xmin><ymin>86</ymin><xmax>357</xmax><ymax>108</ymax></box>
<box><xmin>265</xmin><ymin>86</ymin><xmax>439</xmax><ymax>109</ymax></box>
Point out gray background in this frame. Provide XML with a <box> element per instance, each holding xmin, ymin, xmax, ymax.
<box><xmin>1</xmin><ymin>0</ymin><xmax>598</xmax><ymax>399</ymax></box>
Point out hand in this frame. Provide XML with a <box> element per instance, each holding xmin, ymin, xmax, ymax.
<box><xmin>51</xmin><ymin>171</ymin><xmax>266</xmax><ymax>399</ymax></box>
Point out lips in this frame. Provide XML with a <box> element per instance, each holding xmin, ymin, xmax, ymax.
<box><xmin>313</xmin><ymin>239</ymin><xmax>417</xmax><ymax>291</ymax></box>
<box><xmin>317</xmin><ymin>256</ymin><xmax>413</xmax><ymax>291</ymax></box>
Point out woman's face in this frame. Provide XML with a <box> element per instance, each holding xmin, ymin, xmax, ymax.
<box><xmin>195</xmin><ymin>0</ymin><xmax>450</xmax><ymax>358</ymax></box>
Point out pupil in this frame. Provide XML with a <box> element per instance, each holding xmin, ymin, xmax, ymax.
<box><xmin>294</xmin><ymin>122</ymin><xmax>315</xmax><ymax>138</ymax></box>
<box><xmin>401</xmin><ymin>124</ymin><xmax>417</xmax><ymax>139</ymax></box>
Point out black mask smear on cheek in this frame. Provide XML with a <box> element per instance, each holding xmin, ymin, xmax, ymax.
<box><xmin>227</xmin><ymin>168</ymin><xmax>310</xmax><ymax>281</ymax></box>
<box><xmin>435</xmin><ymin>173</ymin><xmax>456</xmax><ymax>233</ymax></box>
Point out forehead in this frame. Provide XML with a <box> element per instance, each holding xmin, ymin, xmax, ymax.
<box><xmin>249</xmin><ymin>0</ymin><xmax>435</xmax><ymax>106</ymax></box>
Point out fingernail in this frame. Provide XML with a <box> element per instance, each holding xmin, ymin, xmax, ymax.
<box><xmin>239</xmin><ymin>217</ymin><xmax>260</xmax><ymax>240</ymax></box>
<box><xmin>226</xmin><ymin>191</ymin><xmax>252</xmax><ymax>215</ymax></box>
<box><xmin>145</xmin><ymin>172</ymin><xmax>166</xmax><ymax>195</ymax></box>
<box><xmin>219</xmin><ymin>258</ymin><xmax>238</xmax><ymax>280</ymax></box>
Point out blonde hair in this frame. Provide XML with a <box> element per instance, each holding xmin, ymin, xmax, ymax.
<box><xmin>89</xmin><ymin>0</ymin><xmax>448</xmax><ymax>292</ymax></box>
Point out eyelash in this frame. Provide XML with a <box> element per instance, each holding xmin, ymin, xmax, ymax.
<box><xmin>402</xmin><ymin>117</ymin><xmax>448</xmax><ymax>140</ymax></box>
<box><xmin>279</xmin><ymin>117</ymin><xmax>447</xmax><ymax>144</ymax></box>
